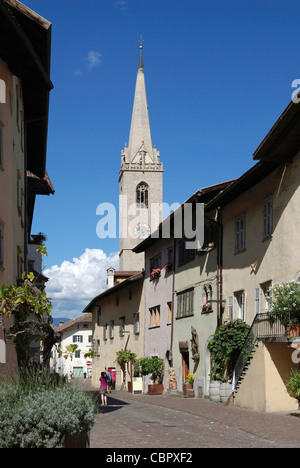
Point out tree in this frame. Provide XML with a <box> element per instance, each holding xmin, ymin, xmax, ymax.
<box><xmin>116</xmin><ymin>349</ymin><xmax>137</xmax><ymax>386</ymax></box>
<box><xmin>0</xmin><ymin>271</ymin><xmax>58</xmax><ymax>369</ymax></box>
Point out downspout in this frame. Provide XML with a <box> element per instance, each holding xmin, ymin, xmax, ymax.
<box><xmin>217</xmin><ymin>206</ymin><xmax>223</xmax><ymax>328</ymax></box>
<box><xmin>170</xmin><ymin>236</ymin><xmax>176</xmax><ymax>368</ymax></box>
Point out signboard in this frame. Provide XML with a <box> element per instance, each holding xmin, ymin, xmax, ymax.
<box><xmin>86</xmin><ymin>361</ymin><xmax>92</xmax><ymax>367</ymax></box>
<box><xmin>132</xmin><ymin>377</ymin><xmax>143</xmax><ymax>393</ymax></box>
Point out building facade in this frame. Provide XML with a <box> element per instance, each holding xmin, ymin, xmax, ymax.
<box><xmin>0</xmin><ymin>0</ymin><xmax>53</xmax><ymax>374</ymax></box>
<box><xmin>206</xmin><ymin>96</ymin><xmax>300</xmax><ymax>411</ymax></box>
<box><xmin>51</xmin><ymin>315</ymin><xmax>93</xmax><ymax>379</ymax></box>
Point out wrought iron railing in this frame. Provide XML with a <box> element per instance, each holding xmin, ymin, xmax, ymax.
<box><xmin>232</xmin><ymin>313</ymin><xmax>286</xmax><ymax>391</ymax></box>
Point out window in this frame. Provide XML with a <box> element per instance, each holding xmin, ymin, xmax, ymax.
<box><xmin>149</xmin><ymin>306</ymin><xmax>160</xmax><ymax>328</ymax></box>
<box><xmin>228</xmin><ymin>291</ymin><xmax>246</xmax><ymax>322</ymax></box>
<box><xmin>235</xmin><ymin>216</ymin><xmax>246</xmax><ymax>253</ymax></box>
<box><xmin>109</xmin><ymin>320</ymin><xmax>114</xmax><ymax>339</ymax></box>
<box><xmin>95</xmin><ymin>306</ymin><xmax>101</xmax><ymax>325</ymax></box>
<box><xmin>73</xmin><ymin>335</ymin><xmax>83</xmax><ymax>343</ymax></box>
<box><xmin>150</xmin><ymin>254</ymin><xmax>161</xmax><ymax>279</ymax></box>
<box><xmin>178</xmin><ymin>238</ymin><xmax>195</xmax><ymax>266</ymax></box>
<box><xmin>103</xmin><ymin>323</ymin><xmax>108</xmax><ymax>341</ymax></box>
<box><xmin>176</xmin><ymin>289</ymin><xmax>194</xmax><ymax>319</ymax></box>
<box><xmin>75</xmin><ymin>350</ymin><xmax>80</xmax><ymax>358</ymax></box>
<box><xmin>203</xmin><ymin>284</ymin><xmax>213</xmax><ymax>304</ymax></box>
<box><xmin>263</xmin><ymin>199</ymin><xmax>273</xmax><ymax>238</ymax></box>
<box><xmin>134</xmin><ymin>312</ymin><xmax>140</xmax><ymax>335</ymax></box>
<box><xmin>167</xmin><ymin>302</ymin><xmax>172</xmax><ymax>325</ymax></box>
<box><xmin>136</xmin><ymin>182</ymin><xmax>149</xmax><ymax>208</ymax></box>
<box><xmin>119</xmin><ymin>317</ymin><xmax>125</xmax><ymax>337</ymax></box>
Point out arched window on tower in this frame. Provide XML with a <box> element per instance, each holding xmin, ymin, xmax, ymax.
<box><xmin>136</xmin><ymin>182</ymin><xmax>149</xmax><ymax>208</ymax></box>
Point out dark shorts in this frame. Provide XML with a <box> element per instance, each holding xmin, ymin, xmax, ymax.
<box><xmin>100</xmin><ymin>387</ymin><xmax>107</xmax><ymax>395</ymax></box>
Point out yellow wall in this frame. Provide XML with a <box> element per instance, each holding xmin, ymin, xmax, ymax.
<box><xmin>91</xmin><ymin>278</ymin><xmax>144</xmax><ymax>389</ymax></box>
<box><xmin>234</xmin><ymin>341</ymin><xmax>299</xmax><ymax>412</ymax></box>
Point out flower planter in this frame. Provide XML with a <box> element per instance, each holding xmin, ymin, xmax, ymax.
<box><xmin>148</xmin><ymin>384</ymin><xmax>164</xmax><ymax>395</ymax></box>
<box><xmin>286</xmin><ymin>324</ymin><xmax>300</xmax><ymax>337</ymax></box>
<box><xmin>220</xmin><ymin>382</ymin><xmax>232</xmax><ymax>403</ymax></box>
<box><xmin>61</xmin><ymin>431</ymin><xmax>90</xmax><ymax>448</ymax></box>
<box><xmin>183</xmin><ymin>383</ymin><xmax>194</xmax><ymax>398</ymax></box>
<box><xmin>209</xmin><ymin>381</ymin><xmax>221</xmax><ymax>403</ymax></box>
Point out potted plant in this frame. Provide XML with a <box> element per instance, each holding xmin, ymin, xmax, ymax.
<box><xmin>164</xmin><ymin>262</ymin><xmax>172</xmax><ymax>272</ymax></box>
<box><xmin>201</xmin><ymin>302</ymin><xmax>213</xmax><ymax>313</ymax></box>
<box><xmin>183</xmin><ymin>373</ymin><xmax>195</xmax><ymax>398</ymax></box>
<box><xmin>150</xmin><ymin>268</ymin><xmax>161</xmax><ymax>280</ymax></box>
<box><xmin>138</xmin><ymin>356</ymin><xmax>164</xmax><ymax>394</ymax></box>
<box><xmin>286</xmin><ymin>369</ymin><xmax>300</xmax><ymax>409</ymax></box>
<box><xmin>267</xmin><ymin>281</ymin><xmax>300</xmax><ymax>336</ymax></box>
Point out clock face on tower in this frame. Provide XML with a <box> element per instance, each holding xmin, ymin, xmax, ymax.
<box><xmin>134</xmin><ymin>223</ymin><xmax>151</xmax><ymax>240</ymax></box>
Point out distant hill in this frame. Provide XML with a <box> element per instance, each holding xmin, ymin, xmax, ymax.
<box><xmin>51</xmin><ymin>318</ymin><xmax>70</xmax><ymax>327</ymax></box>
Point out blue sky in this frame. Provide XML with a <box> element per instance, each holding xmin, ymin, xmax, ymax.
<box><xmin>25</xmin><ymin>0</ymin><xmax>300</xmax><ymax>318</ymax></box>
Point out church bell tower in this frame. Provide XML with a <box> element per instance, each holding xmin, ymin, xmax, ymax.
<box><xmin>119</xmin><ymin>45</ymin><xmax>163</xmax><ymax>271</ymax></box>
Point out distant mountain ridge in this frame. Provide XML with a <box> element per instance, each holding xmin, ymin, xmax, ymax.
<box><xmin>51</xmin><ymin>317</ymin><xmax>70</xmax><ymax>327</ymax></box>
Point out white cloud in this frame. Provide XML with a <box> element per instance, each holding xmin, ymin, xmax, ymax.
<box><xmin>44</xmin><ymin>248</ymin><xmax>119</xmax><ymax>319</ymax></box>
<box><xmin>86</xmin><ymin>51</ymin><xmax>102</xmax><ymax>69</ymax></box>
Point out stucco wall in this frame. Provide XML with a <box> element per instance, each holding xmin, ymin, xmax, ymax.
<box><xmin>91</xmin><ymin>279</ymin><xmax>144</xmax><ymax>389</ymax></box>
<box><xmin>173</xmin><ymin>244</ymin><xmax>219</xmax><ymax>395</ymax></box>
<box><xmin>234</xmin><ymin>341</ymin><xmax>299</xmax><ymax>412</ymax></box>
<box><xmin>144</xmin><ymin>238</ymin><xmax>174</xmax><ymax>391</ymax></box>
<box><xmin>222</xmin><ymin>156</ymin><xmax>300</xmax><ymax>325</ymax></box>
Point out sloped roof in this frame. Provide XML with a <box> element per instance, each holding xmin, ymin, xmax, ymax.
<box><xmin>54</xmin><ymin>313</ymin><xmax>93</xmax><ymax>333</ymax></box>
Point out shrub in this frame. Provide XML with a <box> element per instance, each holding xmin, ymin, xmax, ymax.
<box><xmin>286</xmin><ymin>369</ymin><xmax>300</xmax><ymax>405</ymax></box>
<box><xmin>208</xmin><ymin>319</ymin><xmax>251</xmax><ymax>382</ymax></box>
<box><xmin>0</xmin><ymin>371</ymin><xmax>96</xmax><ymax>448</ymax></box>
<box><xmin>267</xmin><ymin>281</ymin><xmax>300</xmax><ymax>327</ymax></box>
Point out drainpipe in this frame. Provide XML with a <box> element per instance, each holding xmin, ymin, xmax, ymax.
<box><xmin>217</xmin><ymin>206</ymin><xmax>223</xmax><ymax>328</ymax></box>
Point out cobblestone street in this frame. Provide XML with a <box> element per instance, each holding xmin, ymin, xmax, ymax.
<box><xmin>83</xmin><ymin>383</ymin><xmax>300</xmax><ymax>449</ymax></box>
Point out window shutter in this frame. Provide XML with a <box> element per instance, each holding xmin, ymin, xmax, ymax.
<box><xmin>255</xmin><ymin>287</ymin><xmax>261</xmax><ymax>315</ymax></box>
<box><xmin>228</xmin><ymin>296</ymin><xmax>234</xmax><ymax>321</ymax></box>
<box><xmin>241</xmin><ymin>291</ymin><xmax>246</xmax><ymax>321</ymax></box>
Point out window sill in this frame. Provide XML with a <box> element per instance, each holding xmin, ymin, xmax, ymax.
<box><xmin>234</xmin><ymin>248</ymin><xmax>246</xmax><ymax>255</ymax></box>
<box><xmin>262</xmin><ymin>234</ymin><xmax>273</xmax><ymax>243</ymax></box>
<box><xmin>175</xmin><ymin>314</ymin><xmax>194</xmax><ymax>320</ymax></box>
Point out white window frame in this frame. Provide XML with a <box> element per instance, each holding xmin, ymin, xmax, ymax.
<box><xmin>134</xmin><ymin>312</ymin><xmax>140</xmax><ymax>335</ymax></box>
<box><xmin>109</xmin><ymin>320</ymin><xmax>114</xmax><ymax>340</ymax></box>
<box><xmin>228</xmin><ymin>291</ymin><xmax>246</xmax><ymax>321</ymax></box>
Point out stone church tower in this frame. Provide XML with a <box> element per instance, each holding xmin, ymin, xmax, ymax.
<box><xmin>119</xmin><ymin>46</ymin><xmax>163</xmax><ymax>271</ymax></box>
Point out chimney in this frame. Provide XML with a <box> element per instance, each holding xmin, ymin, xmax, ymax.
<box><xmin>59</xmin><ymin>321</ymin><xmax>64</xmax><ymax>327</ymax></box>
<box><xmin>107</xmin><ymin>267</ymin><xmax>115</xmax><ymax>288</ymax></box>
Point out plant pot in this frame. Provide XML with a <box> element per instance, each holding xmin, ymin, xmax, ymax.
<box><xmin>61</xmin><ymin>431</ymin><xmax>90</xmax><ymax>448</ymax></box>
<box><xmin>148</xmin><ymin>384</ymin><xmax>164</xmax><ymax>395</ymax></box>
<box><xmin>209</xmin><ymin>381</ymin><xmax>221</xmax><ymax>403</ymax></box>
<box><xmin>286</xmin><ymin>324</ymin><xmax>300</xmax><ymax>337</ymax></box>
<box><xmin>220</xmin><ymin>382</ymin><xmax>232</xmax><ymax>403</ymax></box>
<box><xmin>183</xmin><ymin>383</ymin><xmax>194</xmax><ymax>398</ymax></box>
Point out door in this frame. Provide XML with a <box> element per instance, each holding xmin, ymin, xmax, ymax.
<box><xmin>181</xmin><ymin>351</ymin><xmax>190</xmax><ymax>384</ymax></box>
<box><xmin>73</xmin><ymin>367</ymin><xmax>83</xmax><ymax>378</ymax></box>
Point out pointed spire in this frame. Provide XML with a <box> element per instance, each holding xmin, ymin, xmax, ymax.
<box><xmin>127</xmin><ymin>42</ymin><xmax>153</xmax><ymax>162</ymax></box>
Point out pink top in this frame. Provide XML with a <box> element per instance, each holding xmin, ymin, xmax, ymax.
<box><xmin>100</xmin><ymin>376</ymin><xmax>108</xmax><ymax>388</ymax></box>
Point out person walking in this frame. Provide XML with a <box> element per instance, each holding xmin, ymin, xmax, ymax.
<box><xmin>106</xmin><ymin>370</ymin><xmax>112</xmax><ymax>393</ymax></box>
<box><xmin>99</xmin><ymin>372</ymin><xmax>108</xmax><ymax>406</ymax></box>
